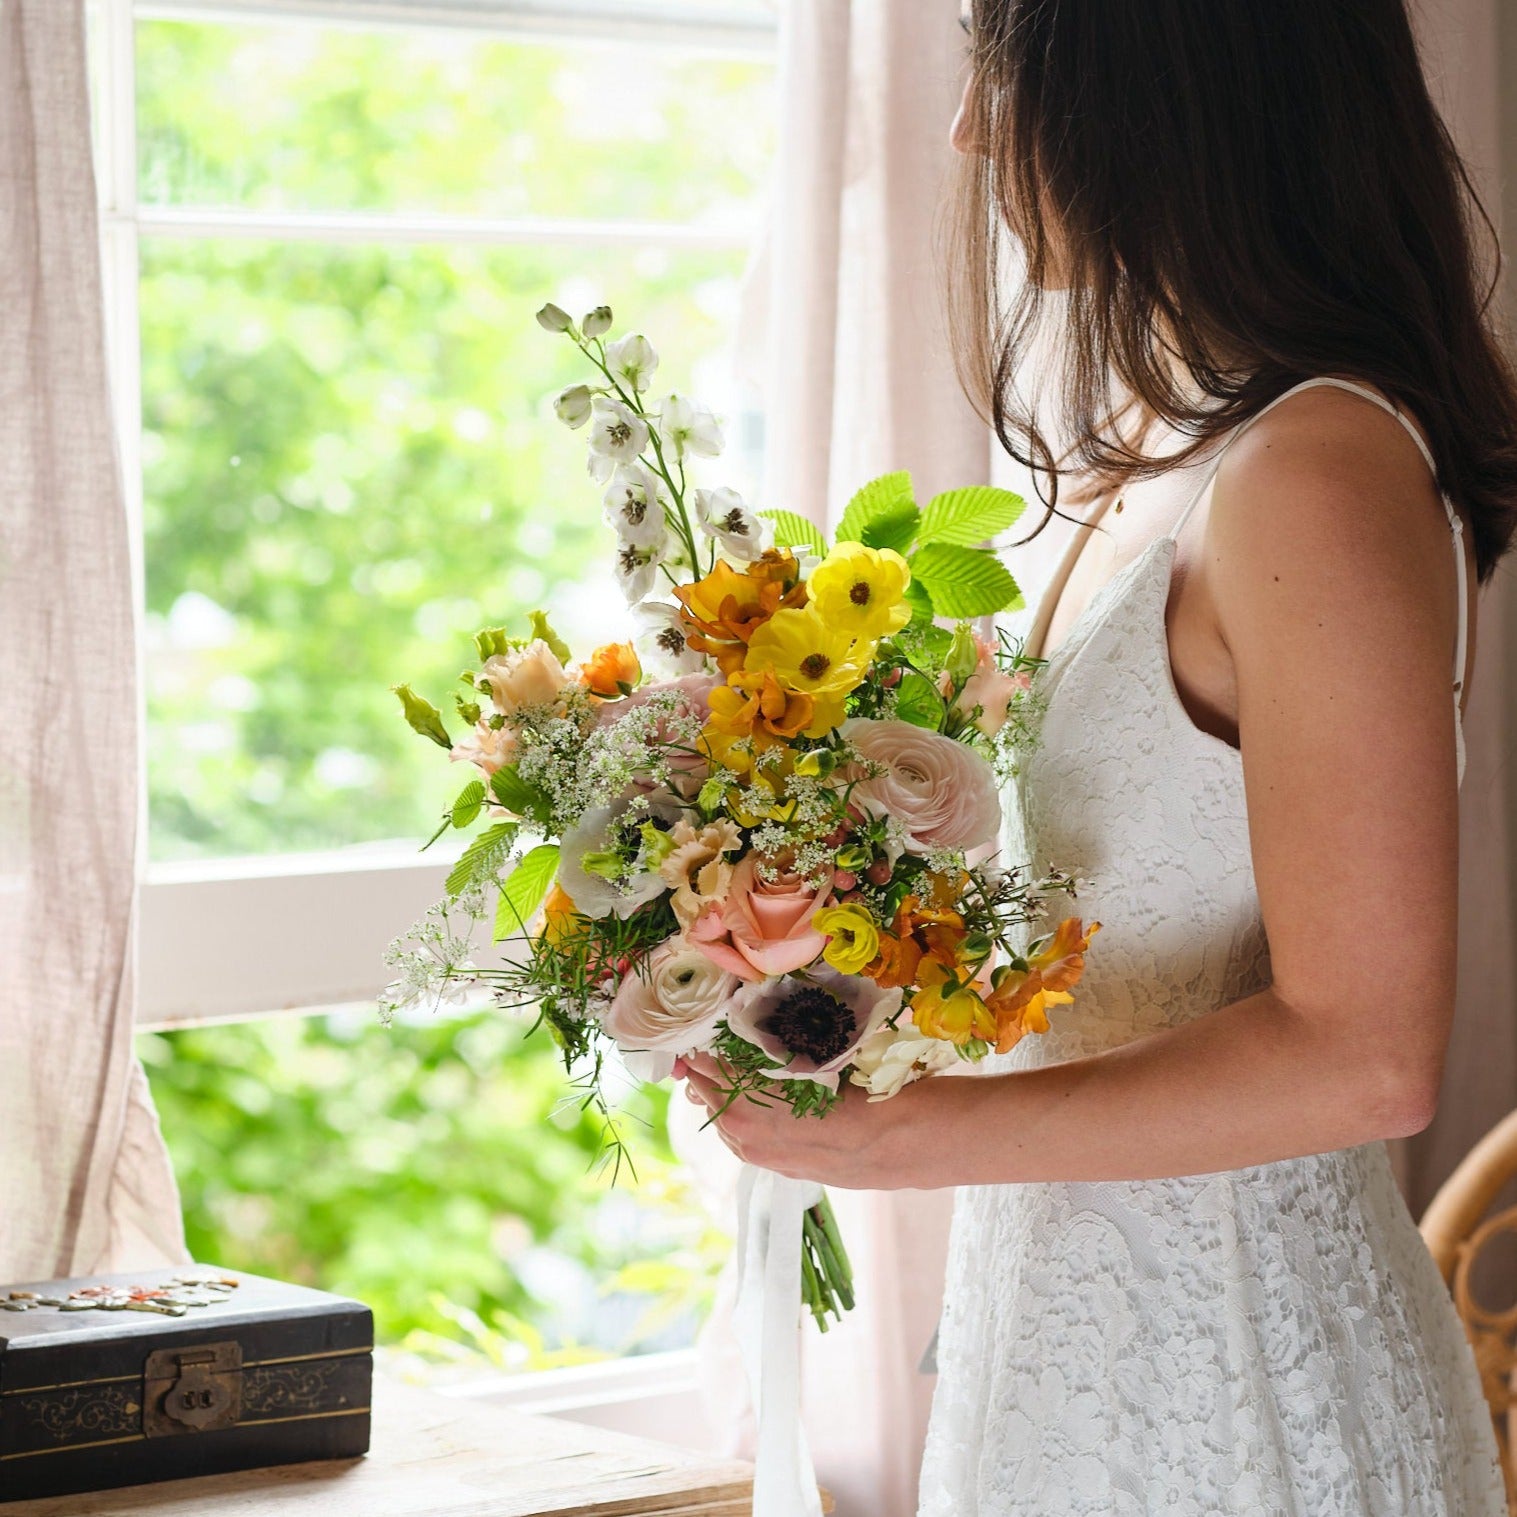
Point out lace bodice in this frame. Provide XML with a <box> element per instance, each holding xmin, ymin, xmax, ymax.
<box><xmin>916</xmin><ymin>379</ymin><xmax>1502</xmax><ymax>1516</ymax></box>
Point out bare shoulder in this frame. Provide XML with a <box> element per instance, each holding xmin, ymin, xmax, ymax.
<box><xmin>1201</xmin><ymin>381</ymin><xmax>1456</xmax><ymax>661</ymax></box>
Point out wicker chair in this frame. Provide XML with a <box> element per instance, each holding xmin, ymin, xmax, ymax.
<box><xmin>1419</xmin><ymin>1109</ymin><xmax>1517</xmax><ymax>1511</ymax></box>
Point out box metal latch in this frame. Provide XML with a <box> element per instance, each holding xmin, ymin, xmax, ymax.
<box><xmin>143</xmin><ymin>1340</ymin><xmax>242</xmax><ymax>1436</ymax></box>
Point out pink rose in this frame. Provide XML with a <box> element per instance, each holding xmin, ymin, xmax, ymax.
<box><xmin>480</xmin><ymin>639</ymin><xmax>570</xmax><ymax>718</ymax></box>
<box><xmin>841</xmin><ymin>717</ymin><xmax>1001</xmax><ymax>853</ymax></box>
<box><xmin>687</xmin><ymin>856</ymin><xmax>833</xmax><ymax>981</ymax></box>
<box><xmin>725</xmin><ymin>965</ymin><xmax>902</xmax><ymax>1092</ymax></box>
<box><xmin>603</xmin><ymin>935</ymin><xmax>738</xmax><ymax>1058</ymax></box>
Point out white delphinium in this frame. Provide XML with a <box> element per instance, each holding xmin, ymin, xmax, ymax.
<box><xmin>694</xmin><ymin>486</ymin><xmax>765</xmax><ymax>562</ymax></box>
<box><xmin>603</xmin><ymin>462</ymin><xmax>667</xmax><ymax>547</ymax></box>
<box><xmin>657</xmin><ymin>393</ymin><xmax>723</xmax><ymax>461</ymax></box>
<box><xmin>613</xmin><ymin>539</ymin><xmax>661</xmax><ymax>603</ymax></box>
<box><xmin>553</xmin><ymin>384</ymin><xmax>593</xmax><ymax>429</ymax></box>
<box><xmin>586</xmin><ymin>395</ymin><xmax>650</xmax><ymax>483</ymax></box>
<box><xmin>605</xmin><ymin>333</ymin><xmax>659</xmax><ymax>393</ymax></box>
<box><xmin>633</xmin><ymin>599</ymin><xmax>706</xmax><ymax>676</ymax></box>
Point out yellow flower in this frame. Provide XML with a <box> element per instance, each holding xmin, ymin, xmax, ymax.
<box><xmin>910</xmin><ymin>960</ymin><xmax>996</xmax><ymax>1048</ymax></box>
<box><xmin>807</xmin><ymin>542</ymin><xmax>912</xmax><ymax>639</ymax></box>
<box><xmin>813</xmin><ymin>903</ymin><xmax>881</xmax><ymax>975</ymax></box>
<box><xmin>742</xmin><ymin>607</ymin><xmax>873</xmax><ymax>736</ymax></box>
<box><xmin>985</xmin><ymin>917</ymin><xmax>1101</xmax><ymax>1053</ymax></box>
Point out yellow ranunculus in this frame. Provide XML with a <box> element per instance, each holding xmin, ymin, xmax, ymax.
<box><xmin>743</xmin><ymin>607</ymin><xmax>873</xmax><ymax>736</ymax></box>
<box><xmin>806</xmin><ymin>541</ymin><xmax>912</xmax><ymax>640</ymax></box>
<box><xmin>814</xmin><ymin>903</ymin><xmax>881</xmax><ymax>975</ymax></box>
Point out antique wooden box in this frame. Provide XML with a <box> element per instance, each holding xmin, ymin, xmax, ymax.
<box><xmin>0</xmin><ymin>1267</ymin><xmax>371</xmax><ymax>1504</ymax></box>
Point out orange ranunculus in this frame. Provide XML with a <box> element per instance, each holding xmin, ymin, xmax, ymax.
<box><xmin>673</xmin><ymin>558</ymin><xmax>807</xmax><ymax>675</ymax></box>
<box><xmin>864</xmin><ymin>929</ymin><xmax>924</xmax><ymax>989</ymax></box>
<box><xmin>984</xmin><ymin>917</ymin><xmax>1102</xmax><ymax>1053</ymax></box>
<box><xmin>707</xmin><ymin>669</ymin><xmax>816</xmax><ymax>745</ymax></box>
<box><xmin>744</xmin><ymin>548</ymin><xmax>804</xmax><ymax>591</ymax></box>
<box><xmin>911</xmin><ymin>959</ymin><xmax>996</xmax><ymax>1047</ymax></box>
<box><xmin>578</xmin><ymin>641</ymin><xmax>641</xmax><ymax>699</ymax></box>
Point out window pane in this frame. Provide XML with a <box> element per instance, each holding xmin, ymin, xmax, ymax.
<box><xmin>138</xmin><ymin>1007</ymin><xmax>726</xmax><ymax>1372</ymax></box>
<box><xmin>136</xmin><ymin>19</ymin><xmax>775</xmax><ymax>226</ymax></box>
<box><xmin>140</xmin><ymin>239</ymin><xmax>760</xmax><ymax>860</ymax></box>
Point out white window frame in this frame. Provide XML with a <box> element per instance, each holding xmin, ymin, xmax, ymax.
<box><xmin>95</xmin><ymin>0</ymin><xmax>775</xmax><ymax>1030</ymax></box>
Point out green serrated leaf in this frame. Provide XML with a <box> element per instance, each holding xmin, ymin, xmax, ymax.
<box><xmin>446</xmin><ymin>821</ymin><xmax>519</xmax><ymax>897</ymax></box>
<box><xmin>894</xmin><ymin>671</ymin><xmax>946</xmax><ymax>730</ymax></box>
<box><xmin>489</xmin><ymin>764</ymin><xmax>542</xmax><ymax>817</ymax></box>
<box><xmin>909</xmin><ymin>544</ymin><xmax>1024</xmax><ymax>619</ymax></box>
<box><xmin>861</xmin><ymin>502</ymin><xmax>921</xmax><ymax>556</ymax></box>
<box><xmin>451</xmin><ymin>780</ymin><xmax>486</xmax><ymax>829</ymax></box>
<box><xmin>392</xmin><ymin>684</ymin><xmax>453</xmax><ymax>749</ymax></box>
<box><xmin>835</xmin><ymin>470</ymin><xmax>915</xmax><ymax>545</ymax></box>
<box><xmin>759</xmin><ymin>509</ymin><xmax>828</xmax><ymax>557</ymax></box>
<box><xmin>493</xmin><ymin>844</ymin><xmax>561</xmax><ymax>942</ymax></box>
<box><xmin>916</xmin><ymin>486</ymin><xmax>1026</xmax><ymax>547</ymax></box>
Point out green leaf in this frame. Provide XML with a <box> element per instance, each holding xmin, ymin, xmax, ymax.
<box><xmin>902</xmin><ymin>577</ymin><xmax>937</xmax><ymax>628</ymax></box>
<box><xmin>908</xmin><ymin>544</ymin><xmax>1024</xmax><ymax>619</ymax></box>
<box><xmin>894</xmin><ymin>672</ymin><xmax>946</xmax><ymax>730</ymax></box>
<box><xmin>916</xmin><ymin>486</ymin><xmax>1026</xmax><ymax>547</ymax></box>
<box><xmin>392</xmin><ymin>684</ymin><xmax>453</xmax><ymax>749</ymax></box>
<box><xmin>450</xmin><ymin>779</ymin><xmax>486</xmax><ymax>828</ymax></box>
<box><xmin>446</xmin><ymin>820</ymin><xmax>519</xmax><ymax>898</ymax></box>
<box><xmin>861</xmin><ymin>502</ymin><xmax>921</xmax><ymax>556</ymax></box>
<box><xmin>489</xmin><ymin>764</ymin><xmax>543</xmax><ymax>817</ymax></box>
<box><xmin>526</xmin><ymin>609</ymin><xmax>572</xmax><ymax>664</ymax></box>
<box><xmin>835</xmin><ymin>471</ymin><xmax>915</xmax><ymax>545</ymax></box>
<box><xmin>494</xmin><ymin>844</ymin><xmax>561</xmax><ymax>942</ymax></box>
<box><xmin>759</xmin><ymin>509</ymin><xmax>827</xmax><ymax>558</ymax></box>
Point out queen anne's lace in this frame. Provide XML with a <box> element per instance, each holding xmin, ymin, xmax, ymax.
<box><xmin>917</xmin><ymin>527</ymin><xmax>1503</xmax><ymax>1516</ymax></box>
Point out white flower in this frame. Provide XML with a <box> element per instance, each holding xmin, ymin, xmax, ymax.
<box><xmin>632</xmin><ymin>600</ymin><xmax>706</xmax><ymax>676</ymax></box>
<box><xmin>557</xmin><ymin>798</ymin><xmax>676</xmax><ymax>919</ymax></box>
<box><xmin>848</xmin><ymin>1020</ymin><xmax>960</xmax><ymax>1101</ymax></box>
<box><xmin>587</xmin><ymin>396</ymin><xmax>650</xmax><ymax>484</ymax></box>
<box><xmin>605</xmin><ymin>333</ymin><xmax>659</xmax><ymax>393</ymax></box>
<box><xmin>553</xmin><ymin>384</ymin><xmax>593</xmax><ymax>429</ymax></box>
<box><xmin>614</xmin><ymin>540</ymin><xmax>661</xmax><ymax>603</ymax></box>
<box><xmin>602</xmin><ymin>463</ymin><xmax>667</xmax><ymax>547</ymax></box>
<box><xmin>694</xmin><ymin>486</ymin><xmax>766</xmax><ymax>562</ymax></box>
<box><xmin>657</xmin><ymin>393</ymin><xmax>723</xmax><ymax>460</ymax></box>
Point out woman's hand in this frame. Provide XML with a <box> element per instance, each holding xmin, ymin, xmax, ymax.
<box><xmin>673</xmin><ymin>1051</ymin><xmax>941</xmax><ymax>1189</ymax></box>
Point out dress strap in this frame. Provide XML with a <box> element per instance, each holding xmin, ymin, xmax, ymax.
<box><xmin>1170</xmin><ymin>376</ymin><xmax>1468</xmax><ymax>696</ymax></box>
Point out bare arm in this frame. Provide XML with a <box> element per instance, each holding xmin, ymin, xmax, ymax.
<box><xmin>681</xmin><ymin>392</ymin><xmax>1465</xmax><ymax>1188</ymax></box>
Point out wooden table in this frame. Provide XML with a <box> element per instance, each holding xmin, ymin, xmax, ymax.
<box><xmin>2</xmin><ymin>1378</ymin><xmax>771</xmax><ymax>1516</ymax></box>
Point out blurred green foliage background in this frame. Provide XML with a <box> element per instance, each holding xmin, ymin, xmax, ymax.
<box><xmin>124</xmin><ymin>14</ymin><xmax>772</xmax><ymax>1374</ymax></box>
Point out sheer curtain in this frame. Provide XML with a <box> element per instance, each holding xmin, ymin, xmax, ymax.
<box><xmin>0</xmin><ymin>0</ymin><xmax>187</xmax><ymax>1280</ymax></box>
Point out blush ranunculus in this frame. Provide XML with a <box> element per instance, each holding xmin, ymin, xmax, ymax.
<box><xmin>840</xmin><ymin>718</ymin><xmax>1002</xmax><ymax>853</ymax></box>
<box><xmin>603</xmin><ymin>935</ymin><xmax>738</xmax><ymax>1060</ymax></box>
<box><xmin>686</xmin><ymin>855</ymin><xmax>833</xmax><ymax>980</ymax></box>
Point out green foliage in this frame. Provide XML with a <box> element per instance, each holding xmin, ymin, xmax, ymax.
<box><xmin>450</xmin><ymin>780</ymin><xmax>486</xmax><ymax>829</ymax></box>
<box><xmin>893</xmin><ymin>672</ymin><xmax>946</xmax><ymax>730</ymax></box>
<box><xmin>907</xmin><ymin>543</ymin><xmax>1024</xmax><ymax>620</ymax></box>
<box><xmin>137</xmin><ymin>1011</ymin><xmax>727</xmax><ymax>1367</ymax></box>
<box><xmin>446</xmin><ymin>821</ymin><xmax>519</xmax><ymax>897</ymax></box>
<box><xmin>916</xmin><ymin>485</ymin><xmax>1026</xmax><ymax>547</ymax></box>
<box><xmin>494</xmin><ymin>844</ymin><xmax>561</xmax><ymax>941</ymax></box>
<box><xmin>758</xmin><ymin>509</ymin><xmax>827</xmax><ymax>558</ymax></box>
<box><xmin>834</xmin><ymin>471</ymin><xmax>915</xmax><ymax>546</ymax></box>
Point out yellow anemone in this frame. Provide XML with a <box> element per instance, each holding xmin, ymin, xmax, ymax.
<box><xmin>806</xmin><ymin>541</ymin><xmax>912</xmax><ymax>639</ymax></box>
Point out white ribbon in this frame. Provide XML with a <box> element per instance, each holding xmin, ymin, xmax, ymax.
<box><xmin>733</xmin><ymin>1163</ymin><xmax>825</xmax><ymax>1517</ymax></box>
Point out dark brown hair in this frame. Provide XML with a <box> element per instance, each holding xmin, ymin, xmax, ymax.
<box><xmin>945</xmin><ymin>0</ymin><xmax>1517</xmax><ymax>584</ymax></box>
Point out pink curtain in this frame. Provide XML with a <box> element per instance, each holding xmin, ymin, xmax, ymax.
<box><xmin>0</xmin><ymin>0</ymin><xmax>187</xmax><ymax>1279</ymax></box>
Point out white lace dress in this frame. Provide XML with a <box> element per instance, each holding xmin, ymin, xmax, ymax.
<box><xmin>916</xmin><ymin>378</ymin><xmax>1507</xmax><ymax>1516</ymax></box>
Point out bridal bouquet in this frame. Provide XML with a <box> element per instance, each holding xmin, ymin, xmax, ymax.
<box><xmin>381</xmin><ymin>301</ymin><xmax>1100</xmax><ymax>1336</ymax></box>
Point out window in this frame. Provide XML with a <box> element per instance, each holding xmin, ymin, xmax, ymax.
<box><xmin>91</xmin><ymin>0</ymin><xmax>775</xmax><ymax>1422</ymax></box>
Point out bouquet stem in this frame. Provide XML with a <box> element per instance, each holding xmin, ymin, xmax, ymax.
<box><xmin>800</xmin><ymin>1191</ymin><xmax>855</xmax><ymax>1331</ymax></box>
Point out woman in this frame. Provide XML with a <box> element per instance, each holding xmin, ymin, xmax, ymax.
<box><xmin>679</xmin><ymin>0</ymin><xmax>1517</xmax><ymax>1509</ymax></box>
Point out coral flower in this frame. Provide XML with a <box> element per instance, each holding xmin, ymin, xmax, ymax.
<box><xmin>911</xmin><ymin>960</ymin><xmax>996</xmax><ymax>1048</ymax></box>
<box><xmin>806</xmin><ymin>541</ymin><xmax>912</xmax><ymax>640</ymax></box>
<box><xmin>985</xmin><ymin>917</ymin><xmax>1102</xmax><ymax>1053</ymax></box>
<box><xmin>537</xmin><ymin>884</ymin><xmax>584</xmax><ymax>948</ymax></box>
<box><xmin>742</xmin><ymin>607</ymin><xmax>874</xmax><ymax>737</ymax></box>
<box><xmin>674</xmin><ymin>559</ymin><xmax>805</xmax><ymax>675</ymax></box>
<box><xmin>578</xmin><ymin>641</ymin><xmax>641</xmax><ymax>699</ymax></box>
